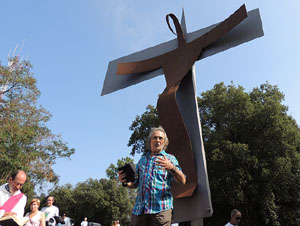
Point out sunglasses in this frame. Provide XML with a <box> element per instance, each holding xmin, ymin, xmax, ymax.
<box><xmin>152</xmin><ymin>136</ymin><xmax>164</xmax><ymax>141</ymax></box>
<box><xmin>236</xmin><ymin>217</ymin><xmax>241</xmax><ymax>220</ymax></box>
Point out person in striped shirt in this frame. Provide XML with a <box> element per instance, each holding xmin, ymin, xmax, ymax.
<box><xmin>119</xmin><ymin>126</ymin><xmax>186</xmax><ymax>226</ymax></box>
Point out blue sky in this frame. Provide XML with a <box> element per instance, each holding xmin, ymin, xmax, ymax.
<box><xmin>1</xmin><ymin>0</ymin><xmax>300</xmax><ymax>191</ymax></box>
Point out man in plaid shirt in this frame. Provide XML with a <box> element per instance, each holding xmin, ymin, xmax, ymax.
<box><xmin>119</xmin><ymin>127</ymin><xmax>186</xmax><ymax>226</ymax></box>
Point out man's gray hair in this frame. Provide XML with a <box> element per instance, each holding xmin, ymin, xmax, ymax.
<box><xmin>146</xmin><ymin>126</ymin><xmax>169</xmax><ymax>151</ymax></box>
<box><xmin>231</xmin><ymin>209</ymin><xmax>241</xmax><ymax>217</ymax></box>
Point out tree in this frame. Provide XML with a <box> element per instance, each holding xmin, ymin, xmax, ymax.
<box><xmin>0</xmin><ymin>57</ymin><xmax>75</xmax><ymax>193</ymax></box>
<box><xmin>39</xmin><ymin>183</ymin><xmax>76</xmax><ymax>217</ymax></box>
<box><xmin>106</xmin><ymin>158</ymin><xmax>137</xmax><ymax>221</ymax></box>
<box><xmin>199</xmin><ymin>83</ymin><xmax>300</xmax><ymax>226</ymax></box>
<box><xmin>127</xmin><ymin>104</ymin><xmax>159</xmax><ymax>155</ymax></box>
<box><xmin>44</xmin><ymin>159</ymin><xmax>137</xmax><ymax>226</ymax></box>
<box><xmin>48</xmin><ymin>178</ymin><xmax>135</xmax><ymax>226</ymax></box>
<box><xmin>127</xmin><ymin>82</ymin><xmax>300</xmax><ymax>226</ymax></box>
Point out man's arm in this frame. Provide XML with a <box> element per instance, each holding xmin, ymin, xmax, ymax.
<box><xmin>40</xmin><ymin>212</ymin><xmax>46</xmax><ymax>226</ymax></box>
<box><xmin>18</xmin><ymin>195</ymin><xmax>27</xmax><ymax>218</ymax></box>
<box><xmin>169</xmin><ymin>164</ymin><xmax>186</xmax><ymax>185</ymax></box>
<box><xmin>124</xmin><ymin>181</ymin><xmax>138</xmax><ymax>189</ymax></box>
<box><xmin>156</xmin><ymin>156</ymin><xmax>186</xmax><ymax>185</ymax></box>
<box><xmin>56</xmin><ymin>206</ymin><xmax>59</xmax><ymax>216</ymax></box>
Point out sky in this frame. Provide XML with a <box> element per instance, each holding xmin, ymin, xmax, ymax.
<box><xmin>1</xmin><ymin>0</ymin><xmax>300</xmax><ymax>192</ymax></box>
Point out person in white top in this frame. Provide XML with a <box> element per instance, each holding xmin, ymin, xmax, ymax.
<box><xmin>113</xmin><ymin>220</ymin><xmax>120</xmax><ymax>226</ymax></box>
<box><xmin>0</xmin><ymin>170</ymin><xmax>27</xmax><ymax>219</ymax></box>
<box><xmin>40</xmin><ymin>196</ymin><xmax>59</xmax><ymax>226</ymax></box>
<box><xmin>62</xmin><ymin>213</ymin><xmax>73</xmax><ymax>226</ymax></box>
<box><xmin>225</xmin><ymin>209</ymin><xmax>241</xmax><ymax>226</ymax></box>
<box><xmin>81</xmin><ymin>217</ymin><xmax>88</xmax><ymax>226</ymax></box>
<box><xmin>25</xmin><ymin>198</ymin><xmax>46</xmax><ymax>226</ymax></box>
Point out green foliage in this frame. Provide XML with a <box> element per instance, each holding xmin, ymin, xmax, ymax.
<box><xmin>201</xmin><ymin>82</ymin><xmax>300</xmax><ymax>226</ymax></box>
<box><xmin>47</xmin><ymin>178</ymin><xmax>135</xmax><ymax>226</ymax></box>
<box><xmin>128</xmin><ymin>82</ymin><xmax>300</xmax><ymax>226</ymax></box>
<box><xmin>127</xmin><ymin>104</ymin><xmax>159</xmax><ymax>155</ymax></box>
<box><xmin>0</xmin><ymin>57</ymin><xmax>75</xmax><ymax>194</ymax></box>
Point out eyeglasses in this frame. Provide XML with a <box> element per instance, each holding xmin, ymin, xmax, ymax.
<box><xmin>13</xmin><ymin>180</ymin><xmax>24</xmax><ymax>187</ymax></box>
<box><xmin>236</xmin><ymin>217</ymin><xmax>241</xmax><ymax>220</ymax></box>
<box><xmin>152</xmin><ymin>136</ymin><xmax>164</xmax><ymax>141</ymax></box>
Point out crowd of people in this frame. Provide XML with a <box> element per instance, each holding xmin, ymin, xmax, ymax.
<box><xmin>0</xmin><ymin>170</ymin><xmax>76</xmax><ymax>226</ymax></box>
<box><xmin>1</xmin><ymin>127</ymin><xmax>242</xmax><ymax>226</ymax></box>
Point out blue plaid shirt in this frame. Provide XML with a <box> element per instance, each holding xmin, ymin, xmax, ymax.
<box><xmin>132</xmin><ymin>150</ymin><xmax>182</xmax><ymax>215</ymax></box>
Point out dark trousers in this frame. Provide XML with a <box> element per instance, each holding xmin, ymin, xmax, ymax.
<box><xmin>131</xmin><ymin>209</ymin><xmax>172</xmax><ymax>226</ymax></box>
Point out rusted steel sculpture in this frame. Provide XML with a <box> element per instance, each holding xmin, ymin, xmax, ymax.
<box><xmin>102</xmin><ymin>4</ymin><xmax>263</xmax><ymax>223</ymax></box>
<box><xmin>117</xmin><ymin>5</ymin><xmax>248</xmax><ymax>198</ymax></box>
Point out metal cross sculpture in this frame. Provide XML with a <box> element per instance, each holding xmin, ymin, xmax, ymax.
<box><xmin>102</xmin><ymin>4</ymin><xmax>263</xmax><ymax>223</ymax></box>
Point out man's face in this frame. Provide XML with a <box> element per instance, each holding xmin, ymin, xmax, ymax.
<box><xmin>231</xmin><ymin>212</ymin><xmax>241</xmax><ymax>225</ymax></box>
<box><xmin>150</xmin><ymin>130</ymin><xmax>165</xmax><ymax>154</ymax></box>
<box><xmin>8</xmin><ymin>172</ymin><xmax>26</xmax><ymax>193</ymax></box>
<box><xmin>47</xmin><ymin>196</ymin><xmax>54</xmax><ymax>207</ymax></box>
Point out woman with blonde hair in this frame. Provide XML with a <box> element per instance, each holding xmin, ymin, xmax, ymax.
<box><xmin>112</xmin><ymin>220</ymin><xmax>120</xmax><ymax>226</ymax></box>
<box><xmin>24</xmin><ymin>198</ymin><xmax>45</xmax><ymax>226</ymax></box>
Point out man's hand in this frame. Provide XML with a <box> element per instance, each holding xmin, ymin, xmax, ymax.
<box><xmin>156</xmin><ymin>155</ymin><xmax>174</xmax><ymax>171</ymax></box>
<box><xmin>118</xmin><ymin>170</ymin><xmax>127</xmax><ymax>184</ymax></box>
<box><xmin>118</xmin><ymin>170</ymin><xmax>136</xmax><ymax>188</ymax></box>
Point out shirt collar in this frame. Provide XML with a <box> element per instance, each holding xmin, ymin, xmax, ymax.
<box><xmin>4</xmin><ymin>183</ymin><xmax>21</xmax><ymax>195</ymax></box>
<box><xmin>5</xmin><ymin>183</ymin><xmax>10</xmax><ymax>193</ymax></box>
<box><xmin>147</xmin><ymin>150</ymin><xmax>166</xmax><ymax>158</ymax></box>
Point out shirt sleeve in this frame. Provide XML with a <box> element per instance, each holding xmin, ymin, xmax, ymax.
<box><xmin>0</xmin><ymin>209</ymin><xmax>4</xmax><ymax>218</ymax></box>
<box><xmin>15</xmin><ymin>194</ymin><xmax>27</xmax><ymax>218</ymax></box>
<box><xmin>170</xmin><ymin>155</ymin><xmax>182</xmax><ymax>171</ymax></box>
<box><xmin>56</xmin><ymin>207</ymin><xmax>59</xmax><ymax>216</ymax></box>
<box><xmin>134</xmin><ymin>160</ymin><xmax>140</xmax><ymax>186</ymax></box>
